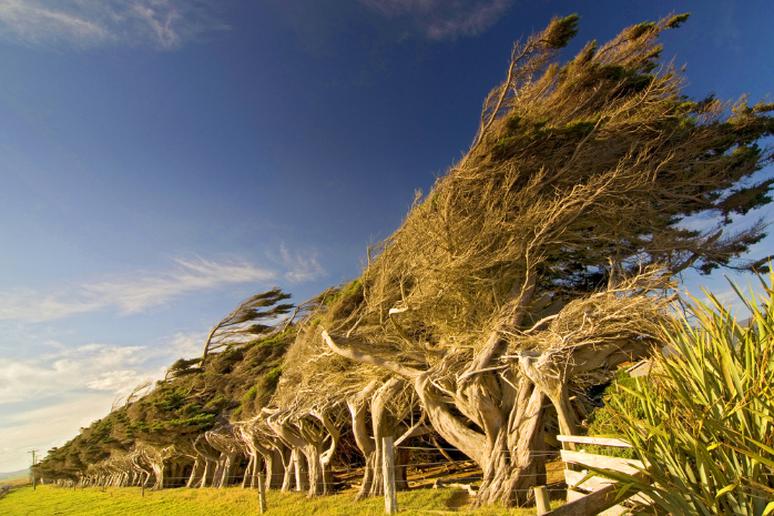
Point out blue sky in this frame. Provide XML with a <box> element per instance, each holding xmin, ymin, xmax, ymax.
<box><xmin>0</xmin><ymin>0</ymin><xmax>772</xmax><ymax>472</ymax></box>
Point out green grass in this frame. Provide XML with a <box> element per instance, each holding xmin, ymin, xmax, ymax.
<box><xmin>0</xmin><ymin>486</ymin><xmax>562</xmax><ymax>515</ymax></box>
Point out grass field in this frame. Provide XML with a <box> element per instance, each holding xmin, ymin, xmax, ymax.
<box><xmin>0</xmin><ymin>486</ymin><xmax>562</xmax><ymax>515</ymax></box>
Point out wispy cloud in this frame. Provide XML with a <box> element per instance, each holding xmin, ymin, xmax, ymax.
<box><xmin>0</xmin><ymin>0</ymin><xmax>227</xmax><ymax>50</ymax></box>
<box><xmin>0</xmin><ymin>290</ymin><xmax>101</xmax><ymax>322</ymax></box>
<box><xmin>279</xmin><ymin>244</ymin><xmax>326</xmax><ymax>283</ymax></box>
<box><xmin>0</xmin><ymin>0</ymin><xmax>108</xmax><ymax>45</ymax></box>
<box><xmin>84</xmin><ymin>257</ymin><xmax>276</xmax><ymax>314</ymax></box>
<box><xmin>0</xmin><ymin>257</ymin><xmax>275</xmax><ymax>323</ymax></box>
<box><xmin>0</xmin><ymin>392</ymin><xmax>118</xmax><ymax>472</ymax></box>
<box><xmin>0</xmin><ymin>333</ymin><xmax>201</xmax><ymax>471</ymax></box>
<box><xmin>0</xmin><ymin>342</ymin><xmax>156</xmax><ymax>404</ymax></box>
<box><xmin>359</xmin><ymin>0</ymin><xmax>512</xmax><ymax>40</ymax></box>
<box><xmin>0</xmin><ymin>250</ymin><xmax>329</xmax><ymax>323</ymax></box>
<box><xmin>167</xmin><ymin>331</ymin><xmax>204</xmax><ymax>358</ymax></box>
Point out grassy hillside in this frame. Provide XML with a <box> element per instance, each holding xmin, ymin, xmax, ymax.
<box><xmin>0</xmin><ymin>470</ymin><xmax>29</xmax><ymax>492</ymax></box>
<box><xmin>37</xmin><ymin>324</ymin><xmax>295</xmax><ymax>480</ymax></box>
<box><xmin>0</xmin><ymin>486</ymin><xmax>561</xmax><ymax>515</ymax></box>
<box><xmin>0</xmin><ymin>470</ymin><xmax>28</xmax><ymax>482</ymax></box>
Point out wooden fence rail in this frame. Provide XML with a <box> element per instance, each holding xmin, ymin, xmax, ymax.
<box><xmin>539</xmin><ymin>435</ymin><xmax>652</xmax><ymax>516</ymax></box>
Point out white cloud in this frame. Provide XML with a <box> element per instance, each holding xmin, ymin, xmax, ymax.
<box><xmin>0</xmin><ymin>246</ymin><xmax>325</xmax><ymax>471</ymax></box>
<box><xmin>84</xmin><ymin>257</ymin><xmax>276</xmax><ymax>314</ymax></box>
<box><xmin>0</xmin><ymin>0</ymin><xmax>108</xmax><ymax>45</ymax></box>
<box><xmin>0</xmin><ymin>342</ymin><xmax>153</xmax><ymax>404</ymax></box>
<box><xmin>0</xmin><ymin>257</ymin><xmax>276</xmax><ymax>323</ymax></box>
<box><xmin>0</xmin><ymin>0</ymin><xmax>227</xmax><ymax>50</ymax></box>
<box><xmin>0</xmin><ymin>392</ymin><xmax>117</xmax><ymax>472</ymax></box>
<box><xmin>86</xmin><ymin>369</ymin><xmax>151</xmax><ymax>391</ymax></box>
<box><xmin>359</xmin><ymin>0</ymin><xmax>512</xmax><ymax>40</ymax></box>
<box><xmin>167</xmin><ymin>331</ymin><xmax>204</xmax><ymax>359</ymax></box>
<box><xmin>0</xmin><ymin>289</ymin><xmax>102</xmax><ymax>323</ymax></box>
<box><xmin>0</xmin><ymin>332</ymin><xmax>202</xmax><ymax>470</ymax></box>
<box><xmin>279</xmin><ymin>244</ymin><xmax>326</xmax><ymax>283</ymax></box>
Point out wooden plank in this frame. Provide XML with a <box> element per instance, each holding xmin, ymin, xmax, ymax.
<box><xmin>564</xmin><ymin>469</ymin><xmax>616</xmax><ymax>492</ymax></box>
<box><xmin>566</xmin><ymin>487</ymin><xmax>586</xmax><ymax>503</ymax></box>
<box><xmin>599</xmin><ymin>503</ymin><xmax>628</xmax><ymax>515</ymax></box>
<box><xmin>534</xmin><ymin>485</ymin><xmax>551</xmax><ymax>515</ymax></box>
<box><xmin>557</xmin><ymin>435</ymin><xmax>631</xmax><ymax>448</ymax></box>
<box><xmin>546</xmin><ymin>474</ymin><xmax>646</xmax><ymax>516</ymax></box>
<box><xmin>630</xmin><ymin>492</ymin><xmax>653</xmax><ymax>505</ymax></box>
<box><xmin>566</xmin><ymin>470</ymin><xmax>654</xmax><ymax>505</ymax></box>
<box><xmin>561</xmin><ymin>450</ymin><xmax>643</xmax><ymax>475</ymax></box>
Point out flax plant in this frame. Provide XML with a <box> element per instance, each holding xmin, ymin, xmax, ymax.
<box><xmin>611</xmin><ymin>273</ymin><xmax>774</xmax><ymax>515</ymax></box>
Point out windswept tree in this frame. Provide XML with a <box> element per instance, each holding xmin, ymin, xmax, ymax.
<box><xmin>200</xmin><ymin>288</ymin><xmax>294</xmax><ymax>363</ymax></box>
<box><xmin>318</xmin><ymin>13</ymin><xmax>774</xmax><ymax>506</ymax></box>
<box><xmin>271</xmin><ymin>285</ymin><xmax>426</xmax><ymax>499</ymax></box>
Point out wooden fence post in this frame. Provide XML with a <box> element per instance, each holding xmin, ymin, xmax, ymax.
<box><xmin>257</xmin><ymin>465</ymin><xmax>267</xmax><ymax>514</ymax></box>
<box><xmin>382</xmin><ymin>436</ymin><xmax>398</xmax><ymax>514</ymax></box>
<box><xmin>534</xmin><ymin>485</ymin><xmax>551</xmax><ymax>515</ymax></box>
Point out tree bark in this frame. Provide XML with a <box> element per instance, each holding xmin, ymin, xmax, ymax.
<box><xmin>475</xmin><ymin>380</ymin><xmax>546</xmax><ymax>506</ymax></box>
<box><xmin>348</xmin><ymin>378</ymin><xmax>412</xmax><ymax>499</ymax></box>
<box><xmin>347</xmin><ymin>386</ymin><xmax>377</xmax><ymax>500</ymax></box>
<box><xmin>186</xmin><ymin>458</ymin><xmax>202</xmax><ymax>488</ymax></box>
<box><xmin>291</xmin><ymin>448</ymin><xmax>308</xmax><ymax>492</ymax></box>
<box><xmin>324</xmin><ymin>329</ymin><xmax>549</xmax><ymax>507</ymax></box>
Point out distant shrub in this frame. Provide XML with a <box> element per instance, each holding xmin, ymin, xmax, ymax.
<box><xmin>584</xmin><ymin>370</ymin><xmax>641</xmax><ymax>458</ymax></box>
<box><xmin>242</xmin><ymin>386</ymin><xmax>258</xmax><ymax>403</ymax></box>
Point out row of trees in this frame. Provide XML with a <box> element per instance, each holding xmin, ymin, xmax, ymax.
<box><xmin>36</xmin><ymin>13</ymin><xmax>773</xmax><ymax>508</ymax></box>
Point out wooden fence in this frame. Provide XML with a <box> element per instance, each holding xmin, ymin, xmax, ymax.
<box><xmin>540</xmin><ymin>435</ymin><xmax>651</xmax><ymax>516</ymax></box>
